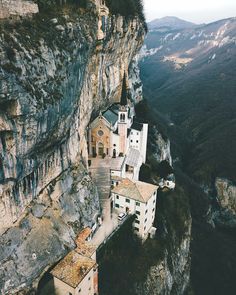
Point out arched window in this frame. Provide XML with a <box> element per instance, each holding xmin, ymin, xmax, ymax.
<box><xmin>120</xmin><ymin>113</ymin><xmax>125</xmax><ymax>122</ymax></box>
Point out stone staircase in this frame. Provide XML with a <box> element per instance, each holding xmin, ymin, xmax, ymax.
<box><xmin>89</xmin><ymin>157</ymin><xmax>111</xmax><ymax>216</ymax></box>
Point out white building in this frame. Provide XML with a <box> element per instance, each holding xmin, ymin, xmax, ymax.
<box><xmin>51</xmin><ymin>251</ymin><xmax>98</xmax><ymax>295</ymax></box>
<box><xmin>111</xmin><ymin>178</ymin><xmax>158</xmax><ymax>240</ymax></box>
<box><xmin>88</xmin><ymin>103</ymin><xmax>148</xmax><ymax>181</ymax></box>
<box><xmin>159</xmin><ymin>173</ymin><xmax>176</xmax><ymax>190</ymax></box>
<box><xmin>51</xmin><ymin>228</ymin><xmax>98</xmax><ymax>295</ymax></box>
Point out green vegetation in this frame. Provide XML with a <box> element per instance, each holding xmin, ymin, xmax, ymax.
<box><xmin>106</xmin><ymin>0</ymin><xmax>146</xmax><ymax>26</ymax></box>
<box><xmin>37</xmin><ymin>0</ymin><xmax>147</xmax><ymax>30</ymax></box>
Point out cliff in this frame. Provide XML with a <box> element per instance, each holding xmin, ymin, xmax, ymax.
<box><xmin>0</xmin><ymin>2</ymin><xmax>145</xmax><ymax>293</ymax></box>
<box><xmin>0</xmin><ymin>0</ymin><xmax>38</xmax><ymax>19</ymax></box>
<box><xmin>216</xmin><ymin>178</ymin><xmax>236</xmax><ymax>216</ymax></box>
<box><xmin>133</xmin><ymin>183</ymin><xmax>192</xmax><ymax>295</ymax></box>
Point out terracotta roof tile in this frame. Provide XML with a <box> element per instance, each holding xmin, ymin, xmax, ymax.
<box><xmin>111</xmin><ymin>178</ymin><xmax>158</xmax><ymax>203</ymax></box>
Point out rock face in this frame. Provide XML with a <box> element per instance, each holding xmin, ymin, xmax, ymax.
<box><xmin>132</xmin><ymin>184</ymin><xmax>192</xmax><ymax>295</ymax></box>
<box><xmin>215</xmin><ymin>178</ymin><xmax>236</xmax><ymax>216</ymax></box>
<box><xmin>135</xmin><ymin>227</ymin><xmax>191</xmax><ymax>295</ymax></box>
<box><xmin>152</xmin><ymin>127</ymin><xmax>172</xmax><ymax>165</ymax></box>
<box><xmin>0</xmin><ymin>0</ymin><xmax>38</xmax><ymax>19</ymax></box>
<box><xmin>0</xmin><ymin>3</ymin><xmax>145</xmax><ymax>294</ymax></box>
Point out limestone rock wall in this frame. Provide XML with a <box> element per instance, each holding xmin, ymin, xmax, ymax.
<box><xmin>134</xmin><ymin>218</ymin><xmax>191</xmax><ymax>295</ymax></box>
<box><xmin>0</xmin><ymin>0</ymin><xmax>38</xmax><ymax>19</ymax></box>
<box><xmin>0</xmin><ymin>6</ymin><xmax>145</xmax><ymax>294</ymax></box>
<box><xmin>215</xmin><ymin>178</ymin><xmax>236</xmax><ymax>215</ymax></box>
<box><xmin>152</xmin><ymin>126</ymin><xmax>172</xmax><ymax>166</ymax></box>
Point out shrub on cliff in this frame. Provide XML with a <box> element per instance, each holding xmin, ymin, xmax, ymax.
<box><xmin>106</xmin><ymin>0</ymin><xmax>147</xmax><ymax>30</ymax></box>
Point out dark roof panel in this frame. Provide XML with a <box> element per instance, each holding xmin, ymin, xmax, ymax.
<box><xmin>131</xmin><ymin>122</ymin><xmax>143</xmax><ymax>131</ymax></box>
<box><xmin>103</xmin><ymin>110</ymin><xmax>118</xmax><ymax>126</ymax></box>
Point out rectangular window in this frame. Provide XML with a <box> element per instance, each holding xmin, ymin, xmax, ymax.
<box><xmin>135</xmin><ymin>219</ymin><xmax>140</xmax><ymax>224</ymax></box>
<box><xmin>116</xmin><ymin>195</ymin><xmax>119</xmax><ymax>199</ymax></box>
<box><xmin>115</xmin><ymin>204</ymin><xmax>119</xmax><ymax>208</ymax></box>
<box><xmin>136</xmin><ymin>211</ymin><xmax>140</xmax><ymax>215</ymax></box>
<box><xmin>136</xmin><ymin>202</ymin><xmax>140</xmax><ymax>206</ymax></box>
<box><xmin>126</xmin><ymin>198</ymin><xmax>130</xmax><ymax>203</ymax></box>
<box><xmin>144</xmin><ymin>226</ymin><xmax>146</xmax><ymax>231</ymax></box>
<box><xmin>134</xmin><ymin>227</ymin><xmax>139</xmax><ymax>232</ymax></box>
<box><xmin>136</xmin><ymin>140</ymin><xmax>139</xmax><ymax>143</ymax></box>
<box><xmin>131</xmin><ymin>139</ymin><xmax>133</xmax><ymax>143</ymax></box>
<box><xmin>145</xmin><ymin>209</ymin><xmax>148</xmax><ymax>214</ymax></box>
<box><xmin>137</xmin><ymin>132</ymin><xmax>139</xmax><ymax>135</ymax></box>
<box><xmin>152</xmin><ymin>208</ymin><xmax>155</xmax><ymax>212</ymax></box>
<box><xmin>88</xmin><ymin>277</ymin><xmax>91</xmax><ymax>280</ymax></box>
<box><xmin>145</xmin><ymin>218</ymin><xmax>147</xmax><ymax>223</ymax></box>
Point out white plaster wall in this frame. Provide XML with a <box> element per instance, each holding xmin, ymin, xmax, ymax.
<box><xmin>141</xmin><ymin>123</ymin><xmax>148</xmax><ymax>163</ymax></box>
<box><xmin>112</xmin><ymin>191</ymin><xmax>157</xmax><ymax>239</ymax></box>
<box><xmin>129</xmin><ymin>129</ymin><xmax>141</xmax><ymax>150</ymax></box>
<box><xmin>75</xmin><ymin>268</ymin><xmax>95</xmax><ymax>295</ymax></box>
<box><xmin>111</xmin><ymin>133</ymin><xmax>120</xmax><ymax>157</ymax></box>
<box><xmin>54</xmin><ymin>277</ymin><xmax>75</xmax><ymax>295</ymax></box>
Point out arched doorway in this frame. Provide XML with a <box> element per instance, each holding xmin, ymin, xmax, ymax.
<box><xmin>98</xmin><ymin>142</ymin><xmax>104</xmax><ymax>157</ymax></box>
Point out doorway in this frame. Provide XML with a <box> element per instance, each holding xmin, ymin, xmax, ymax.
<box><xmin>98</xmin><ymin>142</ymin><xmax>104</xmax><ymax>156</ymax></box>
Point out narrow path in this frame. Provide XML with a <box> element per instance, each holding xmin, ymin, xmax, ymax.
<box><xmin>89</xmin><ymin>157</ymin><xmax>111</xmax><ymax>216</ymax></box>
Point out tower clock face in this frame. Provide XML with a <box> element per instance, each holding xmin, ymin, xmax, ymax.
<box><xmin>98</xmin><ymin>130</ymin><xmax>104</xmax><ymax>136</ymax></box>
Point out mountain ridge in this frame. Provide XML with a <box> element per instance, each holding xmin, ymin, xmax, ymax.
<box><xmin>148</xmin><ymin>16</ymin><xmax>197</xmax><ymax>31</ymax></box>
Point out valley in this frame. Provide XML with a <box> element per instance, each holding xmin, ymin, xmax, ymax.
<box><xmin>140</xmin><ymin>16</ymin><xmax>236</xmax><ymax>295</ymax></box>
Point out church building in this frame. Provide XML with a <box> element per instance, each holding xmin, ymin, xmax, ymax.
<box><xmin>87</xmin><ymin>76</ymin><xmax>148</xmax><ymax>181</ymax></box>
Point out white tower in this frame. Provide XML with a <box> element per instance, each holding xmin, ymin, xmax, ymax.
<box><xmin>118</xmin><ymin>106</ymin><xmax>128</xmax><ymax>155</ymax></box>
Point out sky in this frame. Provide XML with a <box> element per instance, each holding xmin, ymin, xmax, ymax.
<box><xmin>143</xmin><ymin>0</ymin><xmax>236</xmax><ymax>24</ymax></box>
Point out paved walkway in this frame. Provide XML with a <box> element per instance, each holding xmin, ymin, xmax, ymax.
<box><xmin>89</xmin><ymin>156</ymin><xmax>111</xmax><ymax>215</ymax></box>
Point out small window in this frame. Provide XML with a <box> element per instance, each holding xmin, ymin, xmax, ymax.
<box><xmin>78</xmin><ymin>289</ymin><xmax>81</xmax><ymax>293</ymax></box>
<box><xmin>113</xmin><ymin>144</ymin><xmax>116</xmax><ymax>147</ymax></box>
<box><xmin>116</xmin><ymin>195</ymin><xmax>119</xmax><ymax>199</ymax></box>
<box><xmin>152</xmin><ymin>208</ymin><xmax>155</xmax><ymax>212</ymax></box>
<box><xmin>145</xmin><ymin>209</ymin><xmax>148</xmax><ymax>214</ymax></box>
<box><xmin>88</xmin><ymin>277</ymin><xmax>91</xmax><ymax>280</ymax></box>
<box><xmin>131</xmin><ymin>140</ymin><xmax>133</xmax><ymax>143</ymax></box>
<box><xmin>144</xmin><ymin>226</ymin><xmax>146</xmax><ymax>231</ymax></box>
<box><xmin>137</xmin><ymin>132</ymin><xmax>139</xmax><ymax>135</ymax></box>
<box><xmin>115</xmin><ymin>204</ymin><xmax>120</xmax><ymax>208</ymax></box>
<box><xmin>134</xmin><ymin>227</ymin><xmax>139</xmax><ymax>231</ymax></box>
<box><xmin>136</xmin><ymin>211</ymin><xmax>140</xmax><ymax>215</ymax></box>
<box><xmin>135</xmin><ymin>219</ymin><xmax>140</xmax><ymax>224</ymax></box>
<box><xmin>145</xmin><ymin>218</ymin><xmax>147</xmax><ymax>223</ymax></box>
<box><xmin>136</xmin><ymin>140</ymin><xmax>139</xmax><ymax>143</ymax></box>
<box><xmin>136</xmin><ymin>202</ymin><xmax>140</xmax><ymax>206</ymax></box>
<box><xmin>126</xmin><ymin>198</ymin><xmax>130</xmax><ymax>203</ymax></box>
<box><xmin>153</xmin><ymin>199</ymin><xmax>155</xmax><ymax>203</ymax></box>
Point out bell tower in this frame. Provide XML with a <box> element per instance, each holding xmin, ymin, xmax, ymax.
<box><xmin>118</xmin><ymin>106</ymin><xmax>128</xmax><ymax>154</ymax></box>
